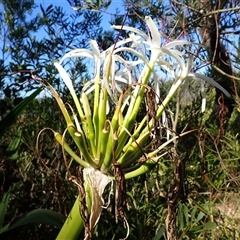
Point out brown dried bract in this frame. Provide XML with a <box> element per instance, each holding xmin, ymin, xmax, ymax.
<box><xmin>113</xmin><ymin>162</ymin><xmax>129</xmax><ymax>240</ymax></box>
<box><xmin>113</xmin><ymin>162</ymin><xmax>126</xmax><ymax>223</ymax></box>
<box><xmin>145</xmin><ymin>87</ymin><xmax>161</xmax><ymax>149</ymax></box>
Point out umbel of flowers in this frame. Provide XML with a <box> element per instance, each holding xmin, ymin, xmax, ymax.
<box><xmin>42</xmin><ymin>16</ymin><xmax>229</xmax><ymax>239</ymax></box>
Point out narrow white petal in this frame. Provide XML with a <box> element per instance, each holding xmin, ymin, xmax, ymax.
<box><xmin>165</xmin><ymin>40</ymin><xmax>201</xmax><ymax>49</ymax></box>
<box><xmin>112</xmin><ymin>25</ymin><xmax>149</xmax><ymax>41</ymax></box>
<box><xmin>145</xmin><ymin>16</ymin><xmax>161</xmax><ymax>46</ymax></box>
<box><xmin>202</xmin><ymin>97</ymin><xmax>206</xmax><ymax>112</ymax></box>
<box><xmin>188</xmin><ymin>73</ymin><xmax>231</xmax><ymax>97</ymax></box>
<box><xmin>90</xmin><ymin>40</ymin><xmax>100</xmax><ymax>56</ymax></box>
<box><xmin>59</xmin><ymin>49</ymin><xmax>95</xmax><ymax>64</ymax></box>
<box><xmin>54</xmin><ymin>62</ymin><xmax>74</xmax><ymax>92</ymax></box>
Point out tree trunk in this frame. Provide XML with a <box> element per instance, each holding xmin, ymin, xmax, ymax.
<box><xmin>198</xmin><ymin>0</ymin><xmax>235</xmax><ymax>137</ymax></box>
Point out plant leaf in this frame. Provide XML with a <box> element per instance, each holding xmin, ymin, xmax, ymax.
<box><xmin>0</xmin><ymin>191</ymin><xmax>10</xmax><ymax>229</ymax></box>
<box><xmin>152</xmin><ymin>226</ymin><xmax>165</xmax><ymax>240</ymax></box>
<box><xmin>0</xmin><ymin>209</ymin><xmax>66</xmax><ymax>234</ymax></box>
<box><xmin>0</xmin><ymin>87</ymin><xmax>43</xmax><ymax>138</ymax></box>
<box><xmin>204</xmin><ymin>221</ymin><xmax>217</xmax><ymax>230</ymax></box>
<box><xmin>6</xmin><ymin>128</ymin><xmax>22</xmax><ymax>160</ymax></box>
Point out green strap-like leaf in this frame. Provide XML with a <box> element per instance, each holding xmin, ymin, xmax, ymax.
<box><xmin>0</xmin><ymin>87</ymin><xmax>43</xmax><ymax>138</ymax></box>
<box><xmin>6</xmin><ymin>128</ymin><xmax>23</xmax><ymax>160</ymax></box>
<box><xmin>0</xmin><ymin>209</ymin><xmax>66</xmax><ymax>234</ymax></box>
<box><xmin>0</xmin><ymin>190</ymin><xmax>10</xmax><ymax>229</ymax></box>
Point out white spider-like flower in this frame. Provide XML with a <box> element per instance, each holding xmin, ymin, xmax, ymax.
<box><xmin>55</xmin><ymin>16</ymin><xmax>229</xmax><ymax>115</ymax></box>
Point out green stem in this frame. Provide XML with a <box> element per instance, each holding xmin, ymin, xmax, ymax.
<box><xmin>100</xmin><ymin>92</ymin><xmax>123</xmax><ymax>172</ymax></box>
<box><xmin>93</xmin><ymin>74</ymin><xmax>100</xmax><ymax>157</ymax></box>
<box><xmin>68</xmin><ymin>126</ymin><xmax>98</xmax><ymax>168</ymax></box>
<box><xmin>54</xmin><ymin>132</ymin><xmax>89</xmax><ymax>168</ymax></box>
<box><xmin>56</xmin><ymin>196</ymin><xmax>84</xmax><ymax>240</ymax></box>
<box><xmin>117</xmin><ymin>131</ymin><xmax>149</xmax><ymax>165</ymax></box>
<box><xmin>116</xmin><ymin>62</ymin><xmax>154</xmax><ymax>158</ymax></box>
<box><xmin>99</xmin><ymin>122</ymin><xmax>110</xmax><ymax>166</ymax></box>
<box><xmin>124</xmin><ymin>160</ymin><xmax>157</xmax><ymax>180</ymax></box>
<box><xmin>97</xmin><ymin>87</ymin><xmax>108</xmax><ymax>158</ymax></box>
<box><xmin>82</xmin><ymin>92</ymin><xmax>97</xmax><ymax>158</ymax></box>
<box><xmin>100</xmin><ymin>131</ymin><xmax>118</xmax><ymax>173</ymax></box>
<box><xmin>140</xmin><ymin>78</ymin><xmax>184</xmax><ymax>136</ymax></box>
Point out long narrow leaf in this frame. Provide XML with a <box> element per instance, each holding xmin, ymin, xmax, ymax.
<box><xmin>6</xmin><ymin>128</ymin><xmax>22</xmax><ymax>160</ymax></box>
<box><xmin>0</xmin><ymin>209</ymin><xmax>66</xmax><ymax>234</ymax></box>
<box><xmin>0</xmin><ymin>190</ymin><xmax>10</xmax><ymax>228</ymax></box>
<box><xmin>0</xmin><ymin>87</ymin><xmax>43</xmax><ymax>137</ymax></box>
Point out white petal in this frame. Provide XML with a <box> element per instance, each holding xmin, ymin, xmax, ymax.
<box><xmin>145</xmin><ymin>16</ymin><xmax>161</xmax><ymax>46</ymax></box>
<box><xmin>54</xmin><ymin>62</ymin><xmax>74</xmax><ymax>92</ymax></box>
<box><xmin>83</xmin><ymin>168</ymin><xmax>112</xmax><ymax>231</ymax></box>
<box><xmin>90</xmin><ymin>40</ymin><xmax>100</xmax><ymax>56</ymax></box>
<box><xmin>112</xmin><ymin>25</ymin><xmax>149</xmax><ymax>41</ymax></box>
<box><xmin>59</xmin><ymin>49</ymin><xmax>95</xmax><ymax>64</ymax></box>
<box><xmin>187</xmin><ymin>73</ymin><xmax>231</xmax><ymax>97</ymax></box>
<box><xmin>165</xmin><ymin>40</ymin><xmax>200</xmax><ymax>49</ymax></box>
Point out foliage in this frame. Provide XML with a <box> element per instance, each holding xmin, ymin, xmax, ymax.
<box><xmin>0</xmin><ymin>0</ymin><xmax>104</xmax><ymax>98</ymax></box>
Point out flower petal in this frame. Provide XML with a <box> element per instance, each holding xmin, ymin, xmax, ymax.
<box><xmin>145</xmin><ymin>16</ymin><xmax>160</xmax><ymax>46</ymax></box>
<box><xmin>83</xmin><ymin>168</ymin><xmax>112</xmax><ymax>231</ymax></box>
<box><xmin>59</xmin><ymin>49</ymin><xmax>95</xmax><ymax>64</ymax></box>
<box><xmin>187</xmin><ymin>73</ymin><xmax>231</xmax><ymax>97</ymax></box>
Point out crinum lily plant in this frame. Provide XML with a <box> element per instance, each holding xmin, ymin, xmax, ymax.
<box><xmin>40</xmin><ymin>16</ymin><xmax>230</xmax><ymax>239</ymax></box>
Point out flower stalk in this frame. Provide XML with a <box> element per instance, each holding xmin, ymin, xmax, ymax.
<box><xmin>56</xmin><ymin>196</ymin><xmax>84</xmax><ymax>240</ymax></box>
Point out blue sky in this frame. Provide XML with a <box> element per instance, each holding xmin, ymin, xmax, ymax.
<box><xmin>30</xmin><ymin>1</ymin><xmax>127</xmax><ymax>98</ymax></box>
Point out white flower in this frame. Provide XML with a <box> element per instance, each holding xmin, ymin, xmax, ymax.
<box><xmin>55</xmin><ymin>16</ymin><xmax>230</xmax><ymax>120</ymax></box>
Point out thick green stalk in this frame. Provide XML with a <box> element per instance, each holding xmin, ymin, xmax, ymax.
<box><xmin>57</xmin><ymin>179</ymin><xmax>93</xmax><ymax>240</ymax></box>
<box><xmin>56</xmin><ymin>196</ymin><xmax>84</xmax><ymax>240</ymax></box>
